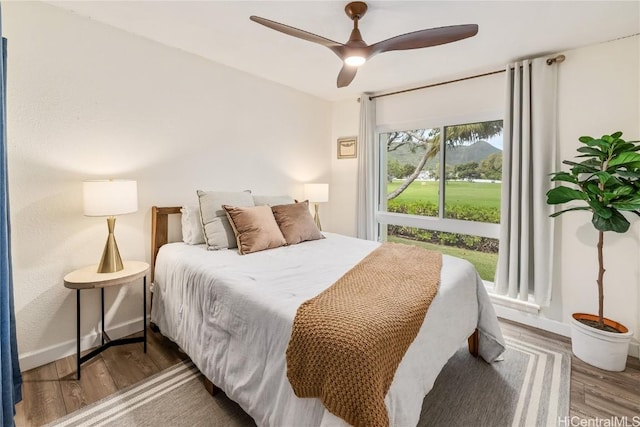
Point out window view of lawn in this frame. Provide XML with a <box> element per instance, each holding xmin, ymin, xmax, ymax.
<box><xmin>381</xmin><ymin>120</ymin><xmax>503</xmax><ymax>282</ymax></box>
<box><xmin>385</xmin><ymin>180</ymin><xmax>501</xmax><ymax>281</ymax></box>
<box><xmin>387</xmin><ymin>180</ymin><xmax>501</xmax><ymax>215</ymax></box>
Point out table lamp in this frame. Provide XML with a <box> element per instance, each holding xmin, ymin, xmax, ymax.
<box><xmin>304</xmin><ymin>183</ymin><xmax>329</xmax><ymax>231</ymax></box>
<box><xmin>83</xmin><ymin>179</ymin><xmax>138</xmax><ymax>273</ymax></box>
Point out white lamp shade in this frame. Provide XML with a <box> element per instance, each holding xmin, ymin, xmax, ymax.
<box><xmin>304</xmin><ymin>183</ymin><xmax>329</xmax><ymax>203</ymax></box>
<box><xmin>83</xmin><ymin>180</ymin><xmax>138</xmax><ymax>217</ymax></box>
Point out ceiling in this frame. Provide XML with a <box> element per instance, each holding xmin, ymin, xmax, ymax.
<box><xmin>48</xmin><ymin>1</ymin><xmax>639</xmax><ymax>101</ymax></box>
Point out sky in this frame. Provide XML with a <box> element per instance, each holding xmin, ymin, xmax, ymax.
<box><xmin>487</xmin><ymin>132</ymin><xmax>503</xmax><ymax>150</ymax></box>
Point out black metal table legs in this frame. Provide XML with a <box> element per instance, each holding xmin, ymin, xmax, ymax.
<box><xmin>76</xmin><ymin>289</ymin><xmax>81</xmax><ymax>380</ymax></box>
<box><xmin>143</xmin><ymin>276</ymin><xmax>147</xmax><ymax>353</ymax></box>
<box><xmin>75</xmin><ymin>278</ymin><xmax>147</xmax><ymax>380</ymax></box>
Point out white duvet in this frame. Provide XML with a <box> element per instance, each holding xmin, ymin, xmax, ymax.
<box><xmin>151</xmin><ymin>233</ymin><xmax>505</xmax><ymax>427</ymax></box>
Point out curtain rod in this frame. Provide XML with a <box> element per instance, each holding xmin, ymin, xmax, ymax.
<box><xmin>369</xmin><ymin>69</ymin><xmax>504</xmax><ymax>100</ymax></box>
<box><xmin>368</xmin><ymin>54</ymin><xmax>566</xmax><ymax>101</ymax></box>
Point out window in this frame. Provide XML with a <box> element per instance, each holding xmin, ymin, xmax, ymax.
<box><xmin>378</xmin><ymin>119</ymin><xmax>503</xmax><ymax>282</ymax></box>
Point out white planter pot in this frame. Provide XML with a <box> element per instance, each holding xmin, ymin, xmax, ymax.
<box><xmin>570</xmin><ymin>313</ymin><xmax>633</xmax><ymax>372</ymax></box>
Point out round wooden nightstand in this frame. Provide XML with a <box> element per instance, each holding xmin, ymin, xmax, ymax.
<box><xmin>64</xmin><ymin>261</ymin><xmax>150</xmax><ymax>379</ymax></box>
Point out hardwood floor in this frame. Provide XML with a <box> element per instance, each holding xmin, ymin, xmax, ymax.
<box><xmin>500</xmin><ymin>320</ymin><xmax>640</xmax><ymax>420</ymax></box>
<box><xmin>14</xmin><ymin>329</ymin><xmax>188</xmax><ymax>427</ymax></box>
<box><xmin>14</xmin><ymin>319</ymin><xmax>640</xmax><ymax>426</ymax></box>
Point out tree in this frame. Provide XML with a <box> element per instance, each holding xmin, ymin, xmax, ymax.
<box><xmin>388</xmin><ymin>159</ymin><xmax>401</xmax><ymax>181</ymax></box>
<box><xmin>386</xmin><ymin>121</ymin><xmax>503</xmax><ymax>200</ymax></box>
<box><xmin>478</xmin><ymin>152</ymin><xmax>502</xmax><ymax>180</ymax></box>
<box><xmin>388</xmin><ymin>159</ymin><xmax>415</xmax><ymax>180</ymax></box>
<box><xmin>455</xmin><ymin>161</ymin><xmax>480</xmax><ymax>180</ymax></box>
<box><xmin>429</xmin><ymin>167</ymin><xmax>439</xmax><ymax>181</ymax></box>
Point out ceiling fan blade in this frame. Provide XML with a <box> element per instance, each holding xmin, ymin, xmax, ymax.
<box><xmin>337</xmin><ymin>65</ymin><xmax>358</xmax><ymax>88</ymax></box>
<box><xmin>250</xmin><ymin>15</ymin><xmax>345</xmax><ymax>57</ymax></box>
<box><xmin>370</xmin><ymin>24</ymin><xmax>478</xmax><ymax>55</ymax></box>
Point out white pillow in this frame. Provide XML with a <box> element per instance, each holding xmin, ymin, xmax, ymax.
<box><xmin>252</xmin><ymin>195</ymin><xmax>295</xmax><ymax>207</ymax></box>
<box><xmin>180</xmin><ymin>206</ymin><xmax>205</xmax><ymax>245</ymax></box>
<box><xmin>197</xmin><ymin>190</ymin><xmax>255</xmax><ymax>250</ymax></box>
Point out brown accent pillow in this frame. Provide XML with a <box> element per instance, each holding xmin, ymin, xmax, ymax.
<box><xmin>223</xmin><ymin>205</ymin><xmax>287</xmax><ymax>255</ymax></box>
<box><xmin>271</xmin><ymin>201</ymin><xmax>324</xmax><ymax>245</ymax></box>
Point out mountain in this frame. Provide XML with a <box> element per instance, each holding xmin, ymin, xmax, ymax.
<box><xmin>387</xmin><ymin>140</ymin><xmax>501</xmax><ymax>168</ymax></box>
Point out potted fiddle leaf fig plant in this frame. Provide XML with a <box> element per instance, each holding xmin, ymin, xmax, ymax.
<box><xmin>546</xmin><ymin>131</ymin><xmax>640</xmax><ymax>371</ymax></box>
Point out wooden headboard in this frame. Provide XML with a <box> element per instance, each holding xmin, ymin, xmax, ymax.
<box><xmin>151</xmin><ymin>206</ymin><xmax>181</xmax><ymax>281</ymax></box>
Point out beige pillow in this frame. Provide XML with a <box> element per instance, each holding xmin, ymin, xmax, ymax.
<box><xmin>271</xmin><ymin>201</ymin><xmax>324</xmax><ymax>245</ymax></box>
<box><xmin>180</xmin><ymin>206</ymin><xmax>205</xmax><ymax>245</ymax></box>
<box><xmin>252</xmin><ymin>195</ymin><xmax>295</xmax><ymax>206</ymax></box>
<box><xmin>197</xmin><ymin>190</ymin><xmax>254</xmax><ymax>250</ymax></box>
<box><xmin>223</xmin><ymin>205</ymin><xmax>287</xmax><ymax>255</ymax></box>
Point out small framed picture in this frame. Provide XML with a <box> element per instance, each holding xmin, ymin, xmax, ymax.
<box><xmin>337</xmin><ymin>137</ymin><xmax>357</xmax><ymax>159</ymax></box>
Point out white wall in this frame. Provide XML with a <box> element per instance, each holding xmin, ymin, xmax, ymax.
<box><xmin>4</xmin><ymin>2</ymin><xmax>331</xmax><ymax>370</ymax></box>
<box><xmin>552</xmin><ymin>35</ymin><xmax>640</xmax><ymax>346</ymax></box>
<box><xmin>329</xmin><ymin>99</ymin><xmax>360</xmax><ymax>237</ymax></box>
<box><xmin>329</xmin><ymin>35</ymin><xmax>640</xmax><ymax>351</ymax></box>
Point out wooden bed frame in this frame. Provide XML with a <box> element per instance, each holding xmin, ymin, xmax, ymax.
<box><xmin>150</xmin><ymin>206</ymin><xmax>181</xmax><ymax>283</ymax></box>
<box><xmin>149</xmin><ymin>205</ymin><xmax>480</xmax><ymax>397</ymax></box>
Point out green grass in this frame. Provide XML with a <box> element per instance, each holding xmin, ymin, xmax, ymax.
<box><xmin>387</xmin><ymin>180</ymin><xmax>501</xmax><ymax>210</ymax></box>
<box><xmin>385</xmin><ymin>180</ymin><xmax>501</xmax><ymax>280</ymax></box>
<box><xmin>387</xmin><ymin>235</ymin><xmax>498</xmax><ymax>282</ymax></box>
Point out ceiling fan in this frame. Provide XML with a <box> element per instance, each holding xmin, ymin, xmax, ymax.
<box><xmin>250</xmin><ymin>2</ymin><xmax>478</xmax><ymax>88</ymax></box>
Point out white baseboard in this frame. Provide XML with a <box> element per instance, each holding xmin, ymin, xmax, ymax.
<box><xmin>629</xmin><ymin>343</ymin><xmax>639</xmax><ymax>359</ymax></box>
<box><xmin>493</xmin><ymin>304</ymin><xmax>572</xmax><ymax>337</ymax></box>
<box><xmin>494</xmin><ymin>304</ymin><xmax>640</xmax><ymax>359</ymax></box>
<box><xmin>488</xmin><ymin>292</ymin><xmax>540</xmax><ymax>314</ymax></box>
<box><xmin>19</xmin><ymin>316</ymin><xmax>149</xmax><ymax>372</ymax></box>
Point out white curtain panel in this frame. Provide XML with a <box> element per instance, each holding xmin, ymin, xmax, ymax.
<box><xmin>356</xmin><ymin>94</ymin><xmax>377</xmax><ymax>240</ymax></box>
<box><xmin>495</xmin><ymin>58</ymin><xmax>559</xmax><ymax>306</ymax></box>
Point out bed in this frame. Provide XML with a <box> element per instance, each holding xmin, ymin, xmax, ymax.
<box><xmin>149</xmin><ymin>206</ymin><xmax>505</xmax><ymax>427</ymax></box>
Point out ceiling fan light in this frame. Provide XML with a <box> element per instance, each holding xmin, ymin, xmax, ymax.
<box><xmin>345</xmin><ymin>55</ymin><xmax>366</xmax><ymax>66</ymax></box>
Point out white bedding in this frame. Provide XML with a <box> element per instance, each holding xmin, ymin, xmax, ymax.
<box><xmin>150</xmin><ymin>233</ymin><xmax>505</xmax><ymax>427</ymax></box>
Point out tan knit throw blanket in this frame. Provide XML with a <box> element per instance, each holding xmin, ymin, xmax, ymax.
<box><xmin>286</xmin><ymin>243</ymin><xmax>442</xmax><ymax>427</ymax></box>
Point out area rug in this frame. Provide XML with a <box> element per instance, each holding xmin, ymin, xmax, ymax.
<box><xmin>48</xmin><ymin>336</ymin><xmax>570</xmax><ymax>427</ymax></box>
<box><xmin>418</xmin><ymin>337</ymin><xmax>570</xmax><ymax>427</ymax></box>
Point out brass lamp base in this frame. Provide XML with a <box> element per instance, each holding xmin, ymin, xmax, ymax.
<box><xmin>97</xmin><ymin>216</ymin><xmax>124</xmax><ymax>273</ymax></box>
<box><xmin>313</xmin><ymin>203</ymin><xmax>322</xmax><ymax>231</ymax></box>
